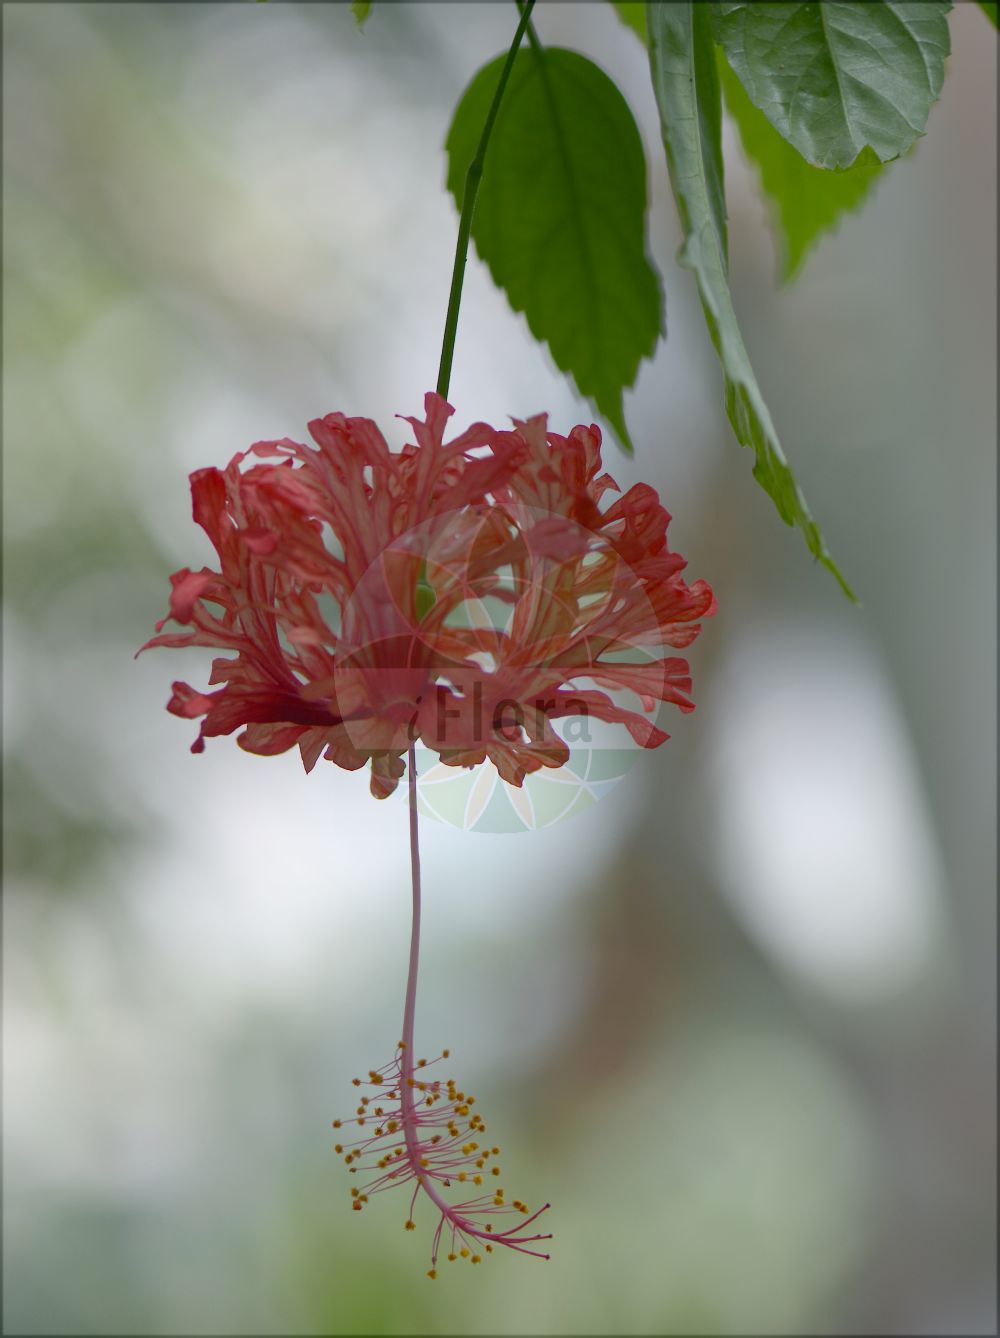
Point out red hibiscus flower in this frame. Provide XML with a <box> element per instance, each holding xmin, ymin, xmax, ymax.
<box><xmin>141</xmin><ymin>393</ymin><xmax>715</xmax><ymax>798</ymax></box>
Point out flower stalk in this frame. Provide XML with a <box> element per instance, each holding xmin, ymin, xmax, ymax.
<box><xmin>436</xmin><ymin>0</ymin><xmax>536</xmax><ymax>400</ymax></box>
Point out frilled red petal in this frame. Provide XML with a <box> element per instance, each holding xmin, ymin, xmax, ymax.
<box><xmin>190</xmin><ymin>467</ymin><xmax>241</xmax><ymax>570</ymax></box>
<box><xmin>167</xmin><ymin>681</ymin><xmax>214</xmax><ymax>719</ymax></box>
<box><xmin>164</xmin><ymin>567</ymin><xmax>221</xmax><ymax>626</ymax></box>
<box><xmin>238</xmin><ymin>721</ymin><xmax>311</xmax><ymax>756</ymax></box>
<box><xmin>308</xmin><ymin>412</ymin><xmax>392</xmax><ymax>471</ymax></box>
<box><xmin>571</xmin><ymin>658</ymin><xmax>695</xmax><ymax>712</ymax></box>
<box><xmin>370</xmin><ymin>751</ymin><xmax>407</xmax><ymax>799</ymax></box>
<box><xmin>549</xmin><ymin>688</ymin><xmax>672</xmax><ymax>748</ymax></box>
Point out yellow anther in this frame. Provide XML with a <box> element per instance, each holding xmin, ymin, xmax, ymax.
<box><xmin>334</xmin><ymin>1144</ymin><xmax>343</xmax><ymax>1153</ymax></box>
<box><xmin>374</xmin><ymin>1127</ymin><xmax>383</xmax><ymax>1137</ymax></box>
<box><xmin>369</xmin><ymin>1071</ymin><xmax>381</xmax><ymax>1082</ymax></box>
<box><xmin>352</xmin><ymin>1200</ymin><xmax>362</xmax><ymax>1211</ymax></box>
<box><xmin>426</xmin><ymin>1269</ymin><xmax>437</xmax><ymax>1280</ymax></box>
<box><xmin>387</xmin><ymin>1120</ymin><xmax>398</xmax><ymax>1133</ymax></box>
<box><xmin>485</xmin><ymin>1244</ymin><xmax>493</xmax><ymax>1253</ymax></box>
<box><xmin>352</xmin><ymin>1078</ymin><xmax>361</xmax><ymax>1087</ymax></box>
<box><xmin>447</xmin><ymin>1252</ymin><xmax>457</xmax><ymax>1262</ymax></box>
<box><xmin>351</xmin><ymin>1188</ymin><xmax>359</xmax><ymax>1197</ymax></box>
<box><xmin>430</xmin><ymin>1135</ymin><xmax>441</xmax><ymax>1144</ymax></box>
<box><xmin>459</xmin><ymin>1248</ymin><xmax>469</xmax><ymax>1259</ymax></box>
<box><xmin>491</xmin><ymin>1147</ymin><xmax>500</xmax><ymax>1155</ymax></box>
<box><xmin>332</xmin><ymin>1120</ymin><xmax>342</xmax><ymax>1129</ymax></box>
<box><xmin>473</xmin><ymin>1175</ymin><xmax>482</xmax><ymax>1185</ymax></box>
<box><xmin>418</xmin><ymin>1058</ymin><xmax>427</xmax><ymax>1068</ymax></box>
<box><xmin>442</xmin><ymin>1049</ymin><xmax>450</xmax><ymax>1058</ymax></box>
<box><xmin>471</xmin><ymin>1254</ymin><xmax>481</xmax><ymax>1264</ymax></box>
<box><xmin>404</xmin><ymin>1220</ymin><xmax>416</xmax><ymax>1231</ymax></box>
<box><xmin>492</xmin><ymin>1166</ymin><xmax>501</xmax><ymax>1176</ymax></box>
<box><xmin>457</xmin><ymin>1172</ymin><xmax>467</xmax><ymax>1182</ymax></box>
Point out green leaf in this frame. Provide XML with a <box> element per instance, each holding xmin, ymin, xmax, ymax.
<box><xmin>976</xmin><ymin>0</ymin><xmax>998</xmax><ymax>26</ymax></box>
<box><xmin>445</xmin><ymin>47</ymin><xmax>662</xmax><ymax>453</ymax></box>
<box><xmin>351</xmin><ymin>0</ymin><xmax>371</xmax><ymax>25</ymax></box>
<box><xmin>647</xmin><ymin>1</ymin><xmax>854</xmax><ymax>598</ymax></box>
<box><xmin>715</xmin><ymin>2</ymin><xmax>951</xmax><ymax>169</ymax></box>
<box><xmin>612</xmin><ymin>2</ymin><xmax>647</xmax><ymax>44</ymax></box>
<box><xmin>719</xmin><ymin>53</ymin><xmax>885</xmax><ymax>280</ymax></box>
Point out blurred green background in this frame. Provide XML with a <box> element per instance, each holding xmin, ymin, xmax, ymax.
<box><xmin>3</xmin><ymin>3</ymin><xmax>995</xmax><ymax>1334</ymax></box>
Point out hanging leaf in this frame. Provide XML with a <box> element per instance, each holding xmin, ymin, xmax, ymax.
<box><xmin>351</xmin><ymin>1</ymin><xmax>372</xmax><ymax>26</ymax></box>
<box><xmin>719</xmin><ymin>54</ymin><xmax>885</xmax><ymax>281</ymax></box>
<box><xmin>715</xmin><ymin>1</ymin><xmax>951</xmax><ymax>169</ymax></box>
<box><xmin>648</xmin><ymin>1</ymin><xmax>854</xmax><ymax>598</ymax></box>
<box><xmin>612</xmin><ymin>2</ymin><xmax>647</xmax><ymax>44</ymax></box>
<box><xmin>445</xmin><ymin>46</ymin><xmax>662</xmax><ymax>453</ymax></box>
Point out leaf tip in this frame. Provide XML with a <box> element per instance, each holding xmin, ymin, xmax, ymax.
<box><xmin>827</xmin><ymin>560</ymin><xmax>860</xmax><ymax>605</ymax></box>
<box><xmin>599</xmin><ymin>396</ymin><xmax>635</xmax><ymax>456</ymax></box>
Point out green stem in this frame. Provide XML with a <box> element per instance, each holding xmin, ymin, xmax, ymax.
<box><xmin>516</xmin><ymin>0</ymin><xmax>545</xmax><ymax>57</ymax></box>
<box><xmin>435</xmin><ymin>0</ymin><xmax>536</xmax><ymax>401</ymax></box>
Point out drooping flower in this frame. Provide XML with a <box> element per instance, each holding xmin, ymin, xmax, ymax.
<box><xmin>143</xmin><ymin>393</ymin><xmax>715</xmax><ymax>1273</ymax></box>
<box><xmin>141</xmin><ymin>393</ymin><xmax>715</xmax><ymax>796</ymax></box>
